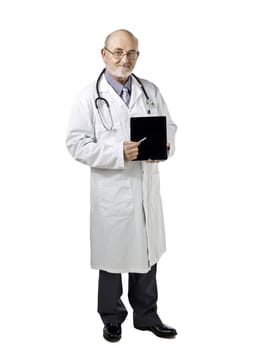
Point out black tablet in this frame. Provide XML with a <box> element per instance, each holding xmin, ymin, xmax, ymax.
<box><xmin>130</xmin><ymin>116</ymin><xmax>167</xmax><ymax>160</ymax></box>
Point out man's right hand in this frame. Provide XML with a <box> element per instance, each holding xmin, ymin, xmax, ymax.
<box><xmin>123</xmin><ymin>141</ymin><xmax>139</xmax><ymax>161</ymax></box>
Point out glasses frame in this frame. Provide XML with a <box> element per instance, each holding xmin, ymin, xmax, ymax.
<box><xmin>104</xmin><ymin>47</ymin><xmax>140</xmax><ymax>60</ymax></box>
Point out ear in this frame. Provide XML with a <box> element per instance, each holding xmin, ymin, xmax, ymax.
<box><xmin>101</xmin><ymin>48</ymin><xmax>107</xmax><ymax>63</ymax></box>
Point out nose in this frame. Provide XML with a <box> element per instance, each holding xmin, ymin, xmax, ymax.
<box><xmin>120</xmin><ymin>53</ymin><xmax>129</xmax><ymax>62</ymax></box>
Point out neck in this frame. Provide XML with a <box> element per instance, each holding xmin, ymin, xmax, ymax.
<box><xmin>116</xmin><ymin>77</ymin><xmax>128</xmax><ymax>85</ymax></box>
<box><xmin>111</xmin><ymin>74</ymin><xmax>129</xmax><ymax>85</ymax></box>
<box><xmin>105</xmin><ymin>70</ymin><xmax>130</xmax><ymax>85</ymax></box>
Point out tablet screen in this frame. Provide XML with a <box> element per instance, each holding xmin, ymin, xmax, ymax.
<box><xmin>130</xmin><ymin>116</ymin><xmax>167</xmax><ymax>160</ymax></box>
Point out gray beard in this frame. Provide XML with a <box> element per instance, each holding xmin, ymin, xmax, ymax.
<box><xmin>107</xmin><ymin>66</ymin><xmax>133</xmax><ymax>79</ymax></box>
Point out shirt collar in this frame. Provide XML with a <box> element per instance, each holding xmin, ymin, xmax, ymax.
<box><xmin>104</xmin><ymin>70</ymin><xmax>132</xmax><ymax>96</ymax></box>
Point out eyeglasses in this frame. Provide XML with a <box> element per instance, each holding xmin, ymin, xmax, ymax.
<box><xmin>104</xmin><ymin>47</ymin><xmax>140</xmax><ymax>60</ymax></box>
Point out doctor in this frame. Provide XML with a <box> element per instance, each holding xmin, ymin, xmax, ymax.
<box><xmin>66</xmin><ymin>29</ymin><xmax>177</xmax><ymax>342</ymax></box>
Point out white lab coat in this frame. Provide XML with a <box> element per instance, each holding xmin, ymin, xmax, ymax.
<box><xmin>66</xmin><ymin>74</ymin><xmax>177</xmax><ymax>273</ymax></box>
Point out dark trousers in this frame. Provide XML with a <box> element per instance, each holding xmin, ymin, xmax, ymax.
<box><xmin>98</xmin><ymin>264</ymin><xmax>162</xmax><ymax>327</ymax></box>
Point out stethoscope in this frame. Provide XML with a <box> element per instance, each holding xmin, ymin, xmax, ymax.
<box><xmin>95</xmin><ymin>68</ymin><xmax>155</xmax><ymax>130</ymax></box>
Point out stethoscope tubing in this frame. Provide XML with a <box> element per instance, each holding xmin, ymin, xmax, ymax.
<box><xmin>95</xmin><ymin>69</ymin><xmax>153</xmax><ymax>130</ymax></box>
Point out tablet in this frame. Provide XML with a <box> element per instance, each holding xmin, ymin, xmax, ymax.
<box><xmin>130</xmin><ymin>116</ymin><xmax>167</xmax><ymax>160</ymax></box>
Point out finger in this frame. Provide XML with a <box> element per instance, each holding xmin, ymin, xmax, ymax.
<box><xmin>127</xmin><ymin>150</ymin><xmax>139</xmax><ymax>159</ymax></box>
<box><xmin>125</xmin><ymin>147</ymin><xmax>139</xmax><ymax>159</ymax></box>
<box><xmin>125</xmin><ymin>144</ymin><xmax>139</xmax><ymax>153</ymax></box>
<box><xmin>145</xmin><ymin>159</ymin><xmax>160</xmax><ymax>163</ymax></box>
<box><xmin>124</xmin><ymin>141</ymin><xmax>139</xmax><ymax>146</ymax></box>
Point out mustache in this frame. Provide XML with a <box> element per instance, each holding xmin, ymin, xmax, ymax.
<box><xmin>117</xmin><ymin>64</ymin><xmax>131</xmax><ymax>68</ymax></box>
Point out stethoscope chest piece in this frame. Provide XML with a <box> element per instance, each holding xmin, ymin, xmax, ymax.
<box><xmin>146</xmin><ymin>98</ymin><xmax>155</xmax><ymax>110</ymax></box>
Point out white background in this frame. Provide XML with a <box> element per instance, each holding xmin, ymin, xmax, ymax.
<box><xmin>1</xmin><ymin>0</ymin><xmax>262</xmax><ymax>349</ymax></box>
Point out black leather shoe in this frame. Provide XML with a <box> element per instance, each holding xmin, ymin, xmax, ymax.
<box><xmin>103</xmin><ymin>323</ymin><xmax>121</xmax><ymax>342</ymax></box>
<box><xmin>135</xmin><ymin>323</ymin><xmax>177</xmax><ymax>338</ymax></box>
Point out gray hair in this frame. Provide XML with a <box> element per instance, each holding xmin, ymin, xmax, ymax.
<box><xmin>104</xmin><ymin>29</ymin><xmax>138</xmax><ymax>47</ymax></box>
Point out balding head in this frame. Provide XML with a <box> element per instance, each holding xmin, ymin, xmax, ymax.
<box><xmin>104</xmin><ymin>29</ymin><xmax>138</xmax><ymax>49</ymax></box>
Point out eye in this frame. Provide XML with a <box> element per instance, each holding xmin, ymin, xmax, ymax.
<box><xmin>127</xmin><ymin>51</ymin><xmax>139</xmax><ymax>59</ymax></box>
<box><xmin>127</xmin><ymin>51</ymin><xmax>136</xmax><ymax>57</ymax></box>
<box><xmin>113</xmin><ymin>51</ymin><xmax>124</xmax><ymax>58</ymax></box>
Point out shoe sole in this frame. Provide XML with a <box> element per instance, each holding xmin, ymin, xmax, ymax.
<box><xmin>134</xmin><ymin>326</ymin><xmax>177</xmax><ymax>339</ymax></box>
<box><xmin>103</xmin><ymin>334</ymin><xmax>121</xmax><ymax>342</ymax></box>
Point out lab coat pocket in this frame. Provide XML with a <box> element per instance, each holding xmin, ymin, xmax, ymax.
<box><xmin>96</xmin><ymin>173</ymin><xmax>134</xmax><ymax>217</ymax></box>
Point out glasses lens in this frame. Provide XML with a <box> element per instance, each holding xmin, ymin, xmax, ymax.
<box><xmin>112</xmin><ymin>51</ymin><xmax>124</xmax><ymax>58</ymax></box>
<box><xmin>112</xmin><ymin>50</ymin><xmax>138</xmax><ymax>59</ymax></box>
<box><xmin>127</xmin><ymin>51</ymin><xmax>138</xmax><ymax>59</ymax></box>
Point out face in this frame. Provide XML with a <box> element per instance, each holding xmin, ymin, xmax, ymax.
<box><xmin>101</xmin><ymin>31</ymin><xmax>139</xmax><ymax>83</ymax></box>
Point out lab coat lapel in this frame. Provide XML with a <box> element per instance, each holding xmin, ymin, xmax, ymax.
<box><xmin>99</xmin><ymin>74</ymin><xmax>143</xmax><ymax>109</ymax></box>
<box><xmin>129</xmin><ymin>75</ymin><xmax>143</xmax><ymax>110</ymax></box>
<box><xmin>99</xmin><ymin>75</ymin><xmax>125</xmax><ymax>107</ymax></box>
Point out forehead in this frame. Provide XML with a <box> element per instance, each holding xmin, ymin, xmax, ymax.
<box><xmin>107</xmin><ymin>32</ymin><xmax>138</xmax><ymax>50</ymax></box>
